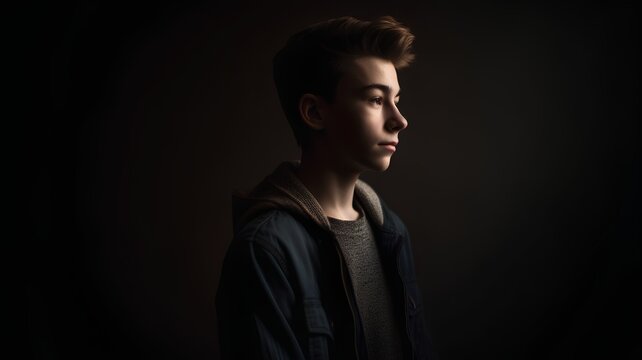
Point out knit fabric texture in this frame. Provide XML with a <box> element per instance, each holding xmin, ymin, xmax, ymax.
<box><xmin>328</xmin><ymin>198</ymin><xmax>404</xmax><ymax>360</ymax></box>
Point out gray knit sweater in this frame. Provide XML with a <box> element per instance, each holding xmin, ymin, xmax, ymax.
<box><xmin>328</xmin><ymin>198</ymin><xmax>404</xmax><ymax>360</ymax></box>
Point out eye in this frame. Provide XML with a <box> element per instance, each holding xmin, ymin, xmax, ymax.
<box><xmin>369</xmin><ymin>97</ymin><xmax>383</xmax><ymax>106</ymax></box>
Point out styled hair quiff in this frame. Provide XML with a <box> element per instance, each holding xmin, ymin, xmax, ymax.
<box><xmin>272</xmin><ymin>16</ymin><xmax>415</xmax><ymax>150</ymax></box>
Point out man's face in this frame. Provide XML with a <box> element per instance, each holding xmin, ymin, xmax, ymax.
<box><xmin>319</xmin><ymin>56</ymin><xmax>408</xmax><ymax>173</ymax></box>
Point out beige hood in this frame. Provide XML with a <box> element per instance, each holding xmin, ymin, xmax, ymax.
<box><xmin>231</xmin><ymin>160</ymin><xmax>385</xmax><ymax>235</ymax></box>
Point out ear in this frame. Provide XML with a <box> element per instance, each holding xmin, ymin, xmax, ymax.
<box><xmin>298</xmin><ymin>94</ymin><xmax>326</xmax><ymax>131</ymax></box>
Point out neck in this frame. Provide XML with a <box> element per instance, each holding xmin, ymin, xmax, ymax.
<box><xmin>295</xmin><ymin>148</ymin><xmax>361</xmax><ymax>220</ymax></box>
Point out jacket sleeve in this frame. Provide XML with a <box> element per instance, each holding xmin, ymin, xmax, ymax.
<box><xmin>216</xmin><ymin>232</ymin><xmax>305</xmax><ymax>360</ymax></box>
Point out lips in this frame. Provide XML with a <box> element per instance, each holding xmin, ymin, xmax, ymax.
<box><xmin>379</xmin><ymin>141</ymin><xmax>398</xmax><ymax>153</ymax></box>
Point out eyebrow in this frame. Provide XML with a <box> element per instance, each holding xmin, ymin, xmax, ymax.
<box><xmin>359</xmin><ymin>84</ymin><xmax>401</xmax><ymax>97</ymax></box>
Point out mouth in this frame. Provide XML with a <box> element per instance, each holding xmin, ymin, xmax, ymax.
<box><xmin>379</xmin><ymin>141</ymin><xmax>398</xmax><ymax>152</ymax></box>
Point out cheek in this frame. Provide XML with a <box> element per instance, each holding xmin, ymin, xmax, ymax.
<box><xmin>328</xmin><ymin>107</ymin><xmax>359</xmax><ymax>139</ymax></box>
<box><xmin>340</xmin><ymin>106</ymin><xmax>376</xmax><ymax>136</ymax></box>
<box><xmin>327</xmin><ymin>104</ymin><xmax>380</xmax><ymax>149</ymax></box>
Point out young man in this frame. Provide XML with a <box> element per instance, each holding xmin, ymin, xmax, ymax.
<box><xmin>216</xmin><ymin>16</ymin><xmax>438</xmax><ymax>360</ymax></box>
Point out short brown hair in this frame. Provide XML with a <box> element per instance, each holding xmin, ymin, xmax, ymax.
<box><xmin>273</xmin><ymin>16</ymin><xmax>415</xmax><ymax>150</ymax></box>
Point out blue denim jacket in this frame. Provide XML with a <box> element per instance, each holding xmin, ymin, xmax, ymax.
<box><xmin>216</xmin><ymin>161</ymin><xmax>438</xmax><ymax>359</ymax></box>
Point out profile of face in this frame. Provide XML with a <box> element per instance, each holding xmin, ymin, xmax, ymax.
<box><xmin>306</xmin><ymin>56</ymin><xmax>409</xmax><ymax>173</ymax></box>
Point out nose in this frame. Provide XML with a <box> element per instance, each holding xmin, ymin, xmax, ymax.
<box><xmin>386</xmin><ymin>103</ymin><xmax>408</xmax><ymax>133</ymax></box>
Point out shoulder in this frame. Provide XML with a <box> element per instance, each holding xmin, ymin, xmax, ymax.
<box><xmin>227</xmin><ymin>209</ymin><xmax>323</xmax><ymax>287</ymax></box>
<box><xmin>378</xmin><ymin>195</ymin><xmax>409</xmax><ymax>236</ymax></box>
<box><xmin>356</xmin><ymin>177</ymin><xmax>408</xmax><ymax>234</ymax></box>
<box><xmin>234</xmin><ymin>209</ymin><xmax>311</xmax><ymax>249</ymax></box>
<box><xmin>224</xmin><ymin>210</ymin><xmax>304</xmax><ymax>281</ymax></box>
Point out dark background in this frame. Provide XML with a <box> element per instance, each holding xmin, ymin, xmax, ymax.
<box><xmin>23</xmin><ymin>1</ymin><xmax>640</xmax><ymax>359</ymax></box>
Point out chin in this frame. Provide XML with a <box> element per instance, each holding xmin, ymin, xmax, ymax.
<box><xmin>350</xmin><ymin>152</ymin><xmax>392</xmax><ymax>173</ymax></box>
<box><xmin>366</xmin><ymin>157</ymin><xmax>392</xmax><ymax>172</ymax></box>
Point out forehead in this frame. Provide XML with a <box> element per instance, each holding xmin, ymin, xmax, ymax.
<box><xmin>337</xmin><ymin>56</ymin><xmax>399</xmax><ymax>94</ymax></box>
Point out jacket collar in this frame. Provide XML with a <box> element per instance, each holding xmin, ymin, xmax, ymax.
<box><xmin>232</xmin><ymin>160</ymin><xmax>402</xmax><ymax>240</ymax></box>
